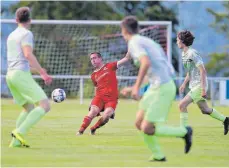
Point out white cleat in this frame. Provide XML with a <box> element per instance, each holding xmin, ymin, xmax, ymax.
<box><xmin>76</xmin><ymin>131</ymin><xmax>83</xmax><ymax>136</ymax></box>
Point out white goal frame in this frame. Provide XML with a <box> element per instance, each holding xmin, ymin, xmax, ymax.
<box><xmin>1</xmin><ymin>19</ymin><xmax>172</xmax><ymax>104</ymax></box>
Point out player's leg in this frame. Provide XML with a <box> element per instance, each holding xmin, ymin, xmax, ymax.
<box><xmin>90</xmin><ymin>100</ymin><xmax>117</xmax><ymax>134</ymax></box>
<box><xmin>15</xmin><ymin>99</ymin><xmax>50</xmax><ymax>133</ymax></box>
<box><xmin>135</xmin><ymin>109</ymin><xmax>166</xmax><ymax>162</ymax></box>
<box><xmin>197</xmin><ymin>100</ymin><xmax>228</xmax><ymax>135</ymax></box>
<box><xmin>141</xmin><ymin>80</ymin><xmax>193</xmax><ymax>156</ymax></box>
<box><xmin>90</xmin><ymin>107</ymin><xmax>112</xmax><ymax>135</ymax></box>
<box><xmin>9</xmin><ymin>71</ymin><xmax>50</xmax><ymax>146</ymax></box>
<box><xmin>17</xmin><ymin>104</ymin><xmax>34</xmax><ymax>128</ymax></box>
<box><xmin>137</xmin><ymin>85</ymin><xmax>168</xmax><ymax>161</ymax></box>
<box><xmin>9</xmin><ymin>103</ymin><xmax>34</xmax><ymax>147</ymax></box>
<box><xmin>135</xmin><ymin>110</ymin><xmax>144</xmax><ymax>131</ymax></box>
<box><xmin>6</xmin><ymin>71</ymin><xmax>30</xmax><ymax>147</ymax></box>
<box><xmin>77</xmin><ymin>106</ymin><xmax>100</xmax><ymax>135</ymax></box>
<box><xmin>179</xmin><ymin>94</ymin><xmax>193</xmax><ymax>127</ymax></box>
<box><xmin>77</xmin><ymin>97</ymin><xmax>103</xmax><ymax>135</ymax></box>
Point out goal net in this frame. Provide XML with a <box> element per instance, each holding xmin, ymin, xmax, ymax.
<box><xmin>1</xmin><ymin>19</ymin><xmax>172</xmax><ymax>102</ymax></box>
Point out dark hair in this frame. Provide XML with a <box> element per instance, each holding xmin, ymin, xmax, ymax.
<box><xmin>89</xmin><ymin>52</ymin><xmax>102</xmax><ymax>58</ymax></box>
<box><xmin>121</xmin><ymin>16</ymin><xmax>139</xmax><ymax>34</ymax></box>
<box><xmin>178</xmin><ymin>30</ymin><xmax>195</xmax><ymax>46</ymax></box>
<box><xmin>15</xmin><ymin>7</ymin><xmax>30</xmax><ymax>23</ymax></box>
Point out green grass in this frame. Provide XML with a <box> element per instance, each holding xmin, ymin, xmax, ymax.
<box><xmin>1</xmin><ymin>99</ymin><xmax>229</xmax><ymax>167</ymax></box>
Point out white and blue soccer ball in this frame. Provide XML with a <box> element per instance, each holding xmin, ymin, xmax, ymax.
<box><xmin>51</xmin><ymin>88</ymin><xmax>66</xmax><ymax>103</ymax></box>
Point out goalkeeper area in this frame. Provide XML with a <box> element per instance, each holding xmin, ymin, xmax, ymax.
<box><xmin>2</xmin><ymin>99</ymin><xmax>229</xmax><ymax>167</ymax></box>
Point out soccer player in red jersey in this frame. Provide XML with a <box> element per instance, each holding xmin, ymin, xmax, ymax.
<box><xmin>77</xmin><ymin>52</ymin><xmax>130</xmax><ymax>135</ymax></box>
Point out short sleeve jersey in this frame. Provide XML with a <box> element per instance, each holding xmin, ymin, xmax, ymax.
<box><xmin>7</xmin><ymin>27</ymin><xmax>34</xmax><ymax>72</ymax></box>
<box><xmin>182</xmin><ymin>47</ymin><xmax>208</xmax><ymax>89</ymax></box>
<box><xmin>128</xmin><ymin>34</ymin><xmax>175</xmax><ymax>87</ymax></box>
<box><xmin>91</xmin><ymin>62</ymin><xmax>118</xmax><ymax>99</ymax></box>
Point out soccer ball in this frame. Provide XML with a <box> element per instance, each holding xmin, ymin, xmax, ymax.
<box><xmin>51</xmin><ymin>88</ymin><xmax>66</xmax><ymax>103</ymax></box>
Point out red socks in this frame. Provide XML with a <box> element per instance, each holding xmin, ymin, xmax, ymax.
<box><xmin>90</xmin><ymin>117</ymin><xmax>104</xmax><ymax>131</ymax></box>
<box><xmin>79</xmin><ymin>116</ymin><xmax>92</xmax><ymax>133</ymax></box>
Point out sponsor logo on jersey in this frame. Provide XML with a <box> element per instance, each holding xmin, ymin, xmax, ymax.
<box><xmin>96</xmin><ymin>72</ymin><xmax>109</xmax><ymax>82</ymax></box>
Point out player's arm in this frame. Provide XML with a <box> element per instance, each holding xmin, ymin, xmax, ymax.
<box><xmin>135</xmin><ymin>55</ymin><xmax>150</xmax><ymax>89</ymax></box>
<box><xmin>117</xmin><ymin>52</ymin><xmax>131</xmax><ymax>68</ymax></box>
<box><xmin>22</xmin><ymin>45</ymin><xmax>52</xmax><ymax>85</ymax></box>
<box><xmin>193</xmin><ymin>51</ymin><xmax>206</xmax><ymax>97</ymax></box>
<box><xmin>183</xmin><ymin>73</ymin><xmax>190</xmax><ymax>86</ymax></box>
<box><xmin>198</xmin><ymin>65</ymin><xmax>207</xmax><ymax>97</ymax></box>
<box><xmin>132</xmin><ymin>55</ymin><xmax>150</xmax><ymax>100</ymax></box>
<box><xmin>179</xmin><ymin>72</ymin><xmax>189</xmax><ymax>94</ymax></box>
<box><xmin>121</xmin><ymin>76</ymin><xmax>149</xmax><ymax>97</ymax></box>
<box><xmin>91</xmin><ymin>75</ymin><xmax>97</xmax><ymax>96</ymax></box>
<box><xmin>29</xmin><ymin>66</ymin><xmax>39</xmax><ymax>74</ymax></box>
<box><xmin>120</xmin><ymin>86</ymin><xmax>133</xmax><ymax>97</ymax></box>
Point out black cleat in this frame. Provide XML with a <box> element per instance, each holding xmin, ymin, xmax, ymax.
<box><xmin>150</xmin><ymin>157</ymin><xmax>167</xmax><ymax>162</ymax></box>
<box><xmin>223</xmin><ymin>117</ymin><xmax>229</xmax><ymax>135</ymax></box>
<box><xmin>183</xmin><ymin>126</ymin><xmax>193</xmax><ymax>154</ymax></box>
<box><xmin>110</xmin><ymin>113</ymin><xmax>115</xmax><ymax>119</ymax></box>
<box><xmin>90</xmin><ymin>129</ymin><xmax>96</xmax><ymax>135</ymax></box>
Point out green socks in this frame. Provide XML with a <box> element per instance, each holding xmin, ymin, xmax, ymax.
<box><xmin>10</xmin><ymin>111</ymin><xmax>29</xmax><ymax>147</ymax></box>
<box><xmin>140</xmin><ymin>124</ymin><xmax>188</xmax><ymax>160</ymax></box>
<box><xmin>16</xmin><ymin>111</ymin><xmax>28</xmax><ymax>128</ymax></box>
<box><xmin>17</xmin><ymin>107</ymin><xmax>46</xmax><ymax>135</ymax></box>
<box><xmin>141</xmin><ymin>132</ymin><xmax>165</xmax><ymax>160</ymax></box>
<box><xmin>155</xmin><ymin>124</ymin><xmax>187</xmax><ymax>137</ymax></box>
<box><xmin>210</xmin><ymin>109</ymin><xmax>226</xmax><ymax>122</ymax></box>
<box><xmin>180</xmin><ymin>112</ymin><xmax>188</xmax><ymax>127</ymax></box>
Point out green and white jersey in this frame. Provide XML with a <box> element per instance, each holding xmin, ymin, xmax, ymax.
<box><xmin>182</xmin><ymin>47</ymin><xmax>208</xmax><ymax>89</ymax></box>
<box><xmin>7</xmin><ymin>26</ymin><xmax>34</xmax><ymax>72</ymax></box>
<box><xmin>128</xmin><ymin>34</ymin><xmax>175</xmax><ymax>87</ymax></box>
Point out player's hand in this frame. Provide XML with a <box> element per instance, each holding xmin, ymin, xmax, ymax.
<box><xmin>120</xmin><ymin>87</ymin><xmax>131</xmax><ymax>97</ymax></box>
<box><xmin>131</xmin><ymin>85</ymin><xmax>140</xmax><ymax>100</ymax></box>
<box><xmin>40</xmin><ymin>68</ymin><xmax>53</xmax><ymax>85</ymax></box>
<box><xmin>179</xmin><ymin>84</ymin><xmax>186</xmax><ymax>94</ymax></box>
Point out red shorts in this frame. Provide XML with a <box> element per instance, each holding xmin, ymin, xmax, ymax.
<box><xmin>90</xmin><ymin>96</ymin><xmax>118</xmax><ymax>112</ymax></box>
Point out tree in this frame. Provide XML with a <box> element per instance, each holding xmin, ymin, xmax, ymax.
<box><xmin>9</xmin><ymin>1</ymin><xmax>179</xmax><ymax>71</ymax></box>
<box><xmin>206</xmin><ymin>2</ymin><xmax>229</xmax><ymax>77</ymax></box>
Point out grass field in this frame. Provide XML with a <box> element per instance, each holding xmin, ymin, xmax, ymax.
<box><xmin>1</xmin><ymin>98</ymin><xmax>229</xmax><ymax>167</ymax></box>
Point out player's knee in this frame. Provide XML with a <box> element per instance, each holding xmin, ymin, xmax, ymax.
<box><xmin>179</xmin><ymin>102</ymin><xmax>187</xmax><ymax>112</ymax></box>
<box><xmin>135</xmin><ymin>120</ymin><xmax>141</xmax><ymax>131</ymax></box>
<box><xmin>103</xmin><ymin>109</ymin><xmax>113</xmax><ymax>118</ymax></box>
<box><xmin>141</xmin><ymin>122</ymin><xmax>155</xmax><ymax>135</ymax></box>
<box><xmin>88</xmin><ymin>107</ymin><xmax>99</xmax><ymax>118</ymax></box>
<box><xmin>200</xmin><ymin>107</ymin><xmax>211</xmax><ymax>115</ymax></box>
<box><xmin>39</xmin><ymin>99</ymin><xmax>51</xmax><ymax>112</ymax></box>
<box><xmin>23</xmin><ymin>103</ymin><xmax>34</xmax><ymax>112</ymax></box>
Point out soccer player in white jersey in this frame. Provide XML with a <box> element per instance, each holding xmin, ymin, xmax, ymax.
<box><xmin>6</xmin><ymin>7</ymin><xmax>52</xmax><ymax>148</ymax></box>
<box><xmin>121</xmin><ymin>16</ymin><xmax>193</xmax><ymax>162</ymax></box>
<box><xmin>177</xmin><ymin>30</ymin><xmax>229</xmax><ymax>135</ymax></box>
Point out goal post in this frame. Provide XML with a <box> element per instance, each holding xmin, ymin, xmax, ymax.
<box><xmin>1</xmin><ymin>19</ymin><xmax>172</xmax><ymax>103</ymax></box>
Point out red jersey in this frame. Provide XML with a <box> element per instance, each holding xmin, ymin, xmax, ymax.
<box><xmin>91</xmin><ymin>62</ymin><xmax>118</xmax><ymax>100</ymax></box>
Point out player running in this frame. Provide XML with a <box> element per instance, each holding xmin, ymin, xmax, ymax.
<box><xmin>76</xmin><ymin>52</ymin><xmax>131</xmax><ymax>135</ymax></box>
<box><xmin>177</xmin><ymin>30</ymin><xmax>229</xmax><ymax>135</ymax></box>
<box><xmin>6</xmin><ymin>7</ymin><xmax>52</xmax><ymax>148</ymax></box>
<box><xmin>120</xmin><ymin>16</ymin><xmax>193</xmax><ymax>162</ymax></box>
